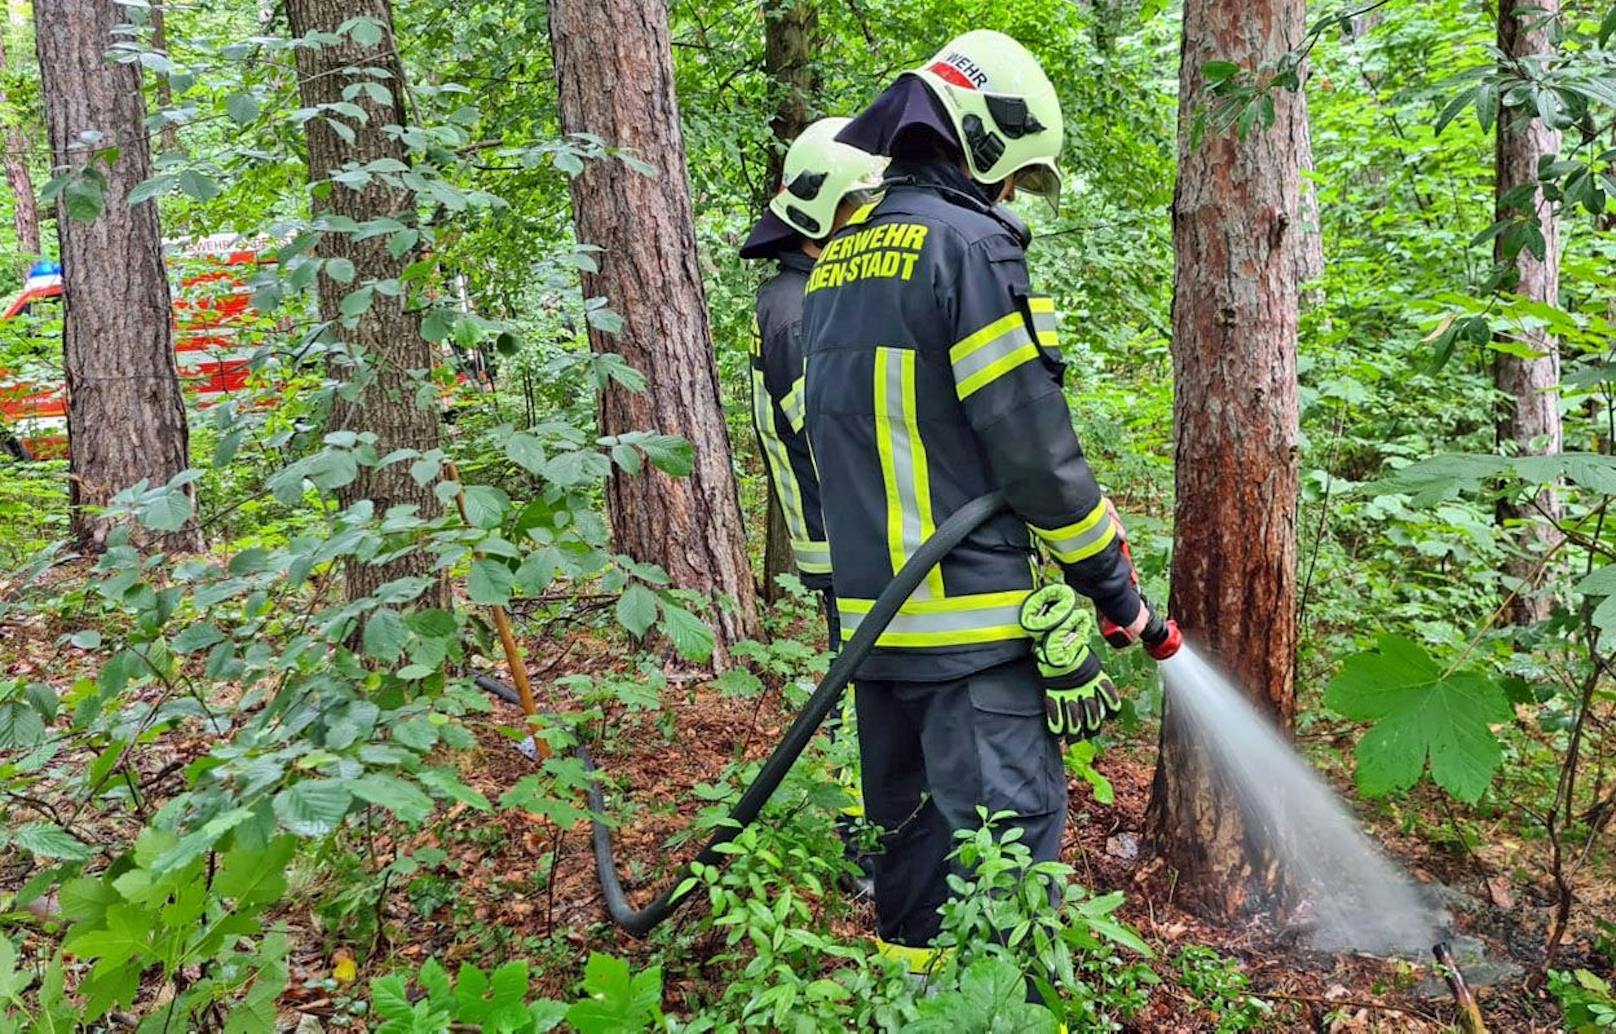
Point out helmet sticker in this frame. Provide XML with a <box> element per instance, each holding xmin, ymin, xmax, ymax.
<box><xmin>928</xmin><ymin>51</ymin><xmax>990</xmax><ymax>91</ymax></box>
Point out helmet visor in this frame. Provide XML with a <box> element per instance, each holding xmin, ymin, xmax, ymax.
<box><xmin>1014</xmin><ymin>163</ymin><xmax>1062</xmax><ymax>215</ymax></box>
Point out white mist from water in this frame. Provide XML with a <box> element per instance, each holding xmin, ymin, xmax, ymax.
<box><xmin>1159</xmin><ymin>646</ymin><xmax>1445</xmax><ymax>955</ymax></box>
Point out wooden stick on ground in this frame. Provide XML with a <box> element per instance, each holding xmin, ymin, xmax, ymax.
<box><xmin>444</xmin><ymin>460</ymin><xmax>549</xmax><ymax>759</ymax></box>
<box><xmin>1433</xmin><ymin>941</ymin><xmax>1489</xmax><ymax>1034</ymax></box>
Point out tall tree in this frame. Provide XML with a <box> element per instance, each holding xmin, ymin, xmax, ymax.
<box><xmin>285</xmin><ymin>0</ymin><xmax>445</xmax><ymax>603</ymax></box>
<box><xmin>1148</xmin><ymin>0</ymin><xmax>1306</xmax><ymax>913</ymax></box>
<box><xmin>36</xmin><ymin>0</ymin><xmax>199</xmax><ymax>551</ymax></box>
<box><xmin>1494</xmin><ymin>0</ymin><xmax>1562</xmax><ymax>625</ymax></box>
<box><xmin>0</xmin><ymin>24</ymin><xmax>40</xmax><ymax>262</ymax></box>
<box><xmin>550</xmin><ymin>0</ymin><xmax>759</xmax><ymax>646</ymax></box>
<box><xmin>758</xmin><ymin>0</ymin><xmax>819</xmax><ymax>604</ymax></box>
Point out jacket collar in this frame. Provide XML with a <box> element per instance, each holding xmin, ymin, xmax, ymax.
<box><xmin>885</xmin><ymin>158</ymin><xmax>998</xmax><ymax>208</ymax></box>
<box><xmin>776</xmin><ymin>250</ymin><xmax>816</xmax><ymax>274</ymax></box>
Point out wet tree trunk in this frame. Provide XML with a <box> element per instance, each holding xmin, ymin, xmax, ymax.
<box><xmin>0</xmin><ymin>28</ymin><xmax>40</xmax><ymax>263</ymax></box>
<box><xmin>1149</xmin><ymin>0</ymin><xmax>1304</xmax><ymax>916</ymax></box>
<box><xmin>286</xmin><ymin>0</ymin><xmax>445</xmax><ymax>604</ymax></box>
<box><xmin>550</xmin><ymin>0</ymin><xmax>759</xmax><ymax>646</ymax></box>
<box><xmin>759</xmin><ymin>0</ymin><xmax>818</xmax><ymax>604</ymax></box>
<box><xmin>1494</xmin><ymin>0</ymin><xmax>1562</xmax><ymax>626</ymax></box>
<box><xmin>36</xmin><ymin>0</ymin><xmax>200</xmax><ymax>552</ymax></box>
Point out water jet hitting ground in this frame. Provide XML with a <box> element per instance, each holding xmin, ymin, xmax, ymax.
<box><xmin>1160</xmin><ymin>646</ymin><xmax>1445</xmax><ymax>955</ymax></box>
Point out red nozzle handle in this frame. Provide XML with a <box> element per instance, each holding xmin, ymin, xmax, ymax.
<box><xmin>1142</xmin><ymin>617</ymin><xmax>1182</xmax><ymax>661</ymax></box>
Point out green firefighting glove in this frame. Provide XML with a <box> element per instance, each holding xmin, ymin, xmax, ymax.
<box><xmin>1020</xmin><ymin>583</ymin><xmax>1122</xmax><ymax>740</ymax></box>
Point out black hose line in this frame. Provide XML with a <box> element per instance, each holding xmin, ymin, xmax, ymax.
<box><xmin>475</xmin><ymin>490</ymin><xmax>1008</xmax><ymax>937</ymax></box>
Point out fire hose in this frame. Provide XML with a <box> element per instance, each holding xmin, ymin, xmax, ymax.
<box><xmin>476</xmin><ymin>490</ymin><xmax>1175</xmax><ymax>937</ymax></box>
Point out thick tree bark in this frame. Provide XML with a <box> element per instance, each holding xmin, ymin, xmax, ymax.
<box><xmin>36</xmin><ymin>0</ymin><xmax>199</xmax><ymax>552</ymax></box>
<box><xmin>286</xmin><ymin>0</ymin><xmax>444</xmax><ymax>603</ymax></box>
<box><xmin>759</xmin><ymin>0</ymin><xmax>818</xmax><ymax>604</ymax></box>
<box><xmin>1494</xmin><ymin>0</ymin><xmax>1562</xmax><ymax>626</ymax></box>
<box><xmin>550</xmin><ymin>0</ymin><xmax>759</xmax><ymax>646</ymax></box>
<box><xmin>1149</xmin><ymin>0</ymin><xmax>1304</xmax><ymax>915</ymax></box>
<box><xmin>0</xmin><ymin>28</ymin><xmax>40</xmax><ymax>263</ymax></box>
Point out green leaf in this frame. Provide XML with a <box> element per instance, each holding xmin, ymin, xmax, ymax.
<box><xmin>908</xmin><ymin>957</ymin><xmax>1059</xmax><ymax>1034</ymax></box>
<box><xmin>64</xmin><ymin>172</ymin><xmax>106</xmax><ymax>222</ymax></box>
<box><xmin>615</xmin><ymin>584</ymin><xmax>658</xmax><ymax>638</ymax></box>
<box><xmin>640</xmin><ymin>434</ymin><xmax>693</xmax><ymax>477</ymax></box>
<box><xmin>325</xmin><ymin>257</ymin><xmax>356</xmax><ymax>284</ymax></box>
<box><xmin>362</xmin><ymin>607</ymin><xmax>410</xmax><ymax>663</ymax></box>
<box><xmin>1201</xmin><ymin>60</ymin><xmax>1240</xmax><ymax>82</ymax></box>
<box><xmin>340</xmin><ymin>284</ymin><xmax>376</xmax><ymax>318</ymax></box>
<box><xmin>128</xmin><ymin>174</ymin><xmax>176</xmax><ymax>204</ymax></box>
<box><xmin>13</xmin><ymin>822</ymin><xmax>93</xmax><ymax>861</ymax></box>
<box><xmin>272</xmin><ymin>779</ymin><xmax>354</xmax><ymax>836</ymax></box>
<box><xmin>172</xmin><ymin>621</ymin><xmax>225</xmax><ymax>654</ymax></box>
<box><xmin>565</xmin><ymin>954</ymin><xmax>663</xmax><ymax>1034</ymax></box>
<box><xmin>461</xmin><ymin>484</ymin><xmax>510</xmax><ymax>528</ymax></box>
<box><xmin>349</xmin><ymin>773</ymin><xmax>435</xmax><ymax>824</ymax></box>
<box><xmin>0</xmin><ymin>701</ymin><xmax>46</xmax><ymax>749</ymax></box>
<box><xmin>1372</xmin><ymin>454</ymin><xmax>1508</xmax><ymax>506</ymax></box>
<box><xmin>214</xmin><ymin>836</ymin><xmax>296</xmax><ymax>905</ymax></box>
<box><xmin>63</xmin><ymin>903</ymin><xmax>152</xmax><ymax>970</ymax></box>
<box><xmin>417</xmin><ymin>767</ymin><xmax>492</xmax><ymax>811</ymax></box>
<box><xmin>139</xmin><ymin>488</ymin><xmax>193</xmax><ymax>532</ymax></box>
<box><xmin>659</xmin><ymin>602</ymin><xmax>714</xmax><ymax>663</ymax></box>
<box><xmin>1325</xmin><ymin>637</ymin><xmax>1512</xmax><ymax>802</ymax></box>
<box><xmin>226</xmin><ymin>92</ymin><xmax>260</xmax><ymax>126</ymax></box>
<box><xmin>467</xmin><ymin>558</ymin><xmax>516</xmax><ymax>606</ymax></box>
<box><xmin>504</xmin><ymin>433</ymin><xmax>547</xmax><ymax>474</ymax></box>
<box><xmin>177</xmin><ymin>168</ymin><xmax>222</xmax><ymax>201</ymax></box>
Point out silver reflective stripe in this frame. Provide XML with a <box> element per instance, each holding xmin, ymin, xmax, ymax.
<box><xmin>951</xmin><ymin>322</ymin><xmax>1035</xmax><ymax>387</ymax></box>
<box><xmin>840</xmin><ymin>602</ymin><xmax>1025</xmax><ymax>636</ymax></box>
<box><xmin>753</xmin><ymin>368</ymin><xmax>810</xmax><ymax>546</ymax></box>
<box><xmin>793</xmin><ymin>539</ymin><xmax>831</xmax><ymax>573</ymax></box>
<box><xmin>780</xmin><ymin>378</ymin><xmax>805</xmax><ymax>433</ymax></box>
<box><xmin>1031</xmin><ymin>311</ymin><xmax>1058</xmax><ymax>336</ymax></box>
<box><xmin>877</xmin><ymin>348</ymin><xmax>933</xmax><ymax>599</ymax></box>
<box><xmin>1034</xmin><ymin>506</ymin><xmax>1116</xmax><ymax>563</ymax></box>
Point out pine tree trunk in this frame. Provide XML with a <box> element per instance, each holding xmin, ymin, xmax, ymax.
<box><xmin>286</xmin><ymin>0</ymin><xmax>445</xmax><ymax>604</ymax></box>
<box><xmin>550</xmin><ymin>0</ymin><xmax>759</xmax><ymax>647</ymax></box>
<box><xmin>759</xmin><ymin>0</ymin><xmax>818</xmax><ymax>604</ymax></box>
<box><xmin>1148</xmin><ymin>0</ymin><xmax>1304</xmax><ymax>916</ymax></box>
<box><xmin>1494</xmin><ymin>0</ymin><xmax>1562</xmax><ymax>626</ymax></box>
<box><xmin>36</xmin><ymin>0</ymin><xmax>199</xmax><ymax>553</ymax></box>
<box><xmin>0</xmin><ymin>28</ymin><xmax>40</xmax><ymax>263</ymax></box>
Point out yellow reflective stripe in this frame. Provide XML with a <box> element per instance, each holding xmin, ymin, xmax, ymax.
<box><xmin>838</xmin><ymin>590</ymin><xmax>1033</xmax><ymax>647</ymax></box>
<box><xmin>901</xmin><ymin>350</ymin><xmax>945</xmax><ymax>600</ymax></box>
<box><xmin>1031</xmin><ymin>501</ymin><xmax>1117</xmax><ymax>563</ymax></box>
<box><xmin>874</xmin><ymin>348</ymin><xmax>944</xmax><ymax>600</ymax></box>
<box><xmin>848</xmin><ymin>201</ymin><xmax>877</xmax><ymax>225</ymax></box>
<box><xmin>753</xmin><ymin>367</ymin><xmax>812</xmax><ymax>553</ymax></box>
<box><xmin>782</xmin><ymin>376</ymin><xmax>807</xmax><ymax>433</ymax></box>
<box><xmin>949</xmin><ymin>312</ymin><xmax>1023</xmax><ymax>364</ymax></box>
<box><xmin>877</xmin><ymin>939</ymin><xmax>954</xmax><ymax>975</ymax></box>
<box><xmin>951</xmin><ymin>313</ymin><xmax>1038</xmax><ymax>401</ymax></box>
<box><xmin>1028</xmin><ymin>296</ymin><xmax>1059</xmax><ymax>350</ymax></box>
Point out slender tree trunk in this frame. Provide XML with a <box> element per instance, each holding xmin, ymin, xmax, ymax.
<box><xmin>285</xmin><ymin>0</ymin><xmax>444</xmax><ymax>603</ymax></box>
<box><xmin>550</xmin><ymin>0</ymin><xmax>759</xmax><ymax>647</ymax></box>
<box><xmin>1494</xmin><ymin>0</ymin><xmax>1562</xmax><ymax>626</ymax></box>
<box><xmin>0</xmin><ymin>28</ymin><xmax>40</xmax><ymax>263</ymax></box>
<box><xmin>149</xmin><ymin>0</ymin><xmax>178</xmax><ymax>156</ymax></box>
<box><xmin>759</xmin><ymin>0</ymin><xmax>818</xmax><ymax>604</ymax></box>
<box><xmin>1148</xmin><ymin>0</ymin><xmax>1304</xmax><ymax>916</ymax></box>
<box><xmin>36</xmin><ymin>0</ymin><xmax>199</xmax><ymax>552</ymax></box>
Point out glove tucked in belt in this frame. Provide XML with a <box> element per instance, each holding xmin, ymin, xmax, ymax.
<box><xmin>1019</xmin><ymin>583</ymin><xmax>1121</xmax><ymax>740</ymax></box>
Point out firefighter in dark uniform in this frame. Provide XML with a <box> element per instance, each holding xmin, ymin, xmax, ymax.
<box><xmin>800</xmin><ymin>30</ymin><xmax>1178</xmax><ymax>968</ymax></box>
<box><xmin>739</xmin><ymin>117</ymin><xmax>886</xmax><ymax>638</ymax></box>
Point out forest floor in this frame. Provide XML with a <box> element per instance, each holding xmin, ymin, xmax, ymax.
<box><xmin>2</xmin><ymin>594</ymin><xmax>1612</xmax><ymax>1032</ymax></box>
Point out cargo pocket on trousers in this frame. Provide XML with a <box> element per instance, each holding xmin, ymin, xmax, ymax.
<box><xmin>967</xmin><ymin>667</ymin><xmax>1065</xmax><ymax>819</ymax></box>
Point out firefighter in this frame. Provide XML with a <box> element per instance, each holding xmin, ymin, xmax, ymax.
<box><xmin>799</xmin><ymin>30</ymin><xmax>1177</xmax><ymax>966</ymax></box>
<box><xmin>739</xmin><ymin>117</ymin><xmax>886</xmax><ymax>639</ymax></box>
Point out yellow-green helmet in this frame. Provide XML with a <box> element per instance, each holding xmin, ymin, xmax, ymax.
<box><xmin>769</xmin><ymin>117</ymin><xmax>888</xmax><ymax>240</ymax></box>
<box><xmin>909</xmin><ymin>30</ymin><xmax>1064</xmax><ymax>206</ymax></box>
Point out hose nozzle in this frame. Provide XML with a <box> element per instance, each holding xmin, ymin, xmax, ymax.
<box><xmin>1141</xmin><ymin>614</ymin><xmax>1182</xmax><ymax>661</ymax></box>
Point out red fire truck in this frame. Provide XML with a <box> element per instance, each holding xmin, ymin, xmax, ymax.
<box><xmin>0</xmin><ymin>236</ymin><xmax>270</xmax><ymax>460</ymax></box>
